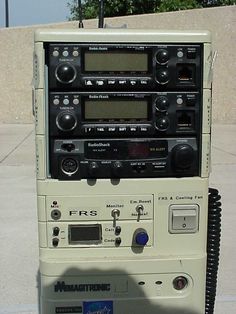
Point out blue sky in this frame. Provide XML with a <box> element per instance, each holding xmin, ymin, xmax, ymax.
<box><xmin>0</xmin><ymin>0</ymin><xmax>71</xmax><ymax>28</ymax></box>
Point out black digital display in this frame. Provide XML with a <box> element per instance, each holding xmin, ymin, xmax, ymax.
<box><xmin>84</xmin><ymin>52</ymin><xmax>148</xmax><ymax>72</ymax></box>
<box><xmin>69</xmin><ymin>225</ymin><xmax>102</xmax><ymax>244</ymax></box>
<box><xmin>128</xmin><ymin>143</ymin><xmax>150</xmax><ymax>158</ymax></box>
<box><xmin>84</xmin><ymin>100</ymin><xmax>148</xmax><ymax>121</ymax></box>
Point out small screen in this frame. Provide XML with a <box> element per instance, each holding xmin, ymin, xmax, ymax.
<box><xmin>84</xmin><ymin>52</ymin><xmax>148</xmax><ymax>72</ymax></box>
<box><xmin>128</xmin><ymin>143</ymin><xmax>150</xmax><ymax>158</ymax></box>
<box><xmin>84</xmin><ymin>100</ymin><xmax>148</xmax><ymax>120</ymax></box>
<box><xmin>69</xmin><ymin>225</ymin><xmax>102</xmax><ymax>243</ymax></box>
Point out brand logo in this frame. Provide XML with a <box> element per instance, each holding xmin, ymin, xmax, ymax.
<box><xmin>54</xmin><ymin>282</ymin><xmax>111</xmax><ymax>293</ymax></box>
<box><xmin>69</xmin><ymin>210</ymin><xmax>98</xmax><ymax>216</ymax></box>
<box><xmin>88</xmin><ymin>143</ymin><xmax>110</xmax><ymax>147</ymax></box>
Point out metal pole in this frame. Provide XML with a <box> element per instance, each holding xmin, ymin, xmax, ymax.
<box><xmin>98</xmin><ymin>0</ymin><xmax>104</xmax><ymax>28</ymax></box>
<box><xmin>5</xmin><ymin>0</ymin><xmax>9</xmax><ymax>28</ymax></box>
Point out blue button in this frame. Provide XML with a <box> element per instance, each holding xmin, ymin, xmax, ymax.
<box><xmin>135</xmin><ymin>232</ymin><xmax>149</xmax><ymax>246</ymax></box>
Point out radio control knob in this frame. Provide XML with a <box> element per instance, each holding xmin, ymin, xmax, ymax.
<box><xmin>55</xmin><ymin>63</ymin><xmax>77</xmax><ymax>84</ymax></box>
<box><xmin>56</xmin><ymin>112</ymin><xmax>77</xmax><ymax>132</ymax></box>
<box><xmin>112</xmin><ymin>161</ymin><xmax>123</xmax><ymax>176</ymax></box>
<box><xmin>156</xmin><ymin>49</ymin><xmax>169</xmax><ymax>64</ymax></box>
<box><xmin>156</xmin><ymin>96</ymin><xmax>169</xmax><ymax>112</ymax></box>
<box><xmin>172</xmin><ymin>144</ymin><xmax>195</xmax><ymax>170</ymax></box>
<box><xmin>89</xmin><ymin>162</ymin><xmax>99</xmax><ymax>176</ymax></box>
<box><xmin>156</xmin><ymin>68</ymin><xmax>170</xmax><ymax>85</ymax></box>
<box><xmin>156</xmin><ymin>116</ymin><xmax>169</xmax><ymax>131</ymax></box>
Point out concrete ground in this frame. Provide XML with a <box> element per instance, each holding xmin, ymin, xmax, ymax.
<box><xmin>0</xmin><ymin>124</ymin><xmax>235</xmax><ymax>313</ymax></box>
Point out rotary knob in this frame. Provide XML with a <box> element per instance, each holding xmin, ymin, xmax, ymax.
<box><xmin>156</xmin><ymin>96</ymin><xmax>169</xmax><ymax>112</ymax></box>
<box><xmin>156</xmin><ymin>116</ymin><xmax>169</xmax><ymax>131</ymax></box>
<box><xmin>172</xmin><ymin>144</ymin><xmax>195</xmax><ymax>170</ymax></box>
<box><xmin>156</xmin><ymin>68</ymin><xmax>170</xmax><ymax>85</ymax></box>
<box><xmin>112</xmin><ymin>161</ymin><xmax>123</xmax><ymax>176</ymax></box>
<box><xmin>156</xmin><ymin>49</ymin><xmax>169</xmax><ymax>64</ymax></box>
<box><xmin>56</xmin><ymin>112</ymin><xmax>77</xmax><ymax>132</ymax></box>
<box><xmin>55</xmin><ymin>63</ymin><xmax>77</xmax><ymax>84</ymax></box>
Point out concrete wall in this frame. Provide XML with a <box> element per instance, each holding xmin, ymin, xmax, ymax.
<box><xmin>0</xmin><ymin>6</ymin><xmax>235</xmax><ymax>123</ymax></box>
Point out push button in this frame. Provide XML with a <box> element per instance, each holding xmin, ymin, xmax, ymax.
<box><xmin>84</xmin><ymin>79</ymin><xmax>95</xmax><ymax>86</ymax></box>
<box><xmin>107</xmin><ymin>79</ymin><xmax>116</xmax><ymax>86</ymax></box>
<box><xmin>96</xmin><ymin>80</ymin><xmax>106</xmax><ymax>86</ymax></box>
<box><xmin>186</xmin><ymin>97</ymin><xmax>196</xmax><ymax>107</ymax></box>
<box><xmin>135</xmin><ymin>231</ymin><xmax>149</xmax><ymax>246</ymax></box>
<box><xmin>187</xmin><ymin>50</ymin><xmax>197</xmax><ymax>59</ymax></box>
<box><xmin>52</xmin><ymin>238</ymin><xmax>59</xmax><ymax>247</ymax></box>
<box><xmin>129</xmin><ymin>126</ymin><xmax>138</xmax><ymax>133</ymax></box>
<box><xmin>129</xmin><ymin>79</ymin><xmax>138</xmax><ymax>87</ymax></box>
<box><xmin>118</xmin><ymin>127</ymin><xmax>127</xmax><ymax>133</ymax></box>
<box><xmin>107</xmin><ymin>127</ymin><xmax>116</xmax><ymax>133</ymax></box>
<box><xmin>118</xmin><ymin>80</ymin><xmax>128</xmax><ymax>86</ymax></box>
<box><xmin>140</xmin><ymin>126</ymin><xmax>149</xmax><ymax>133</ymax></box>
<box><xmin>96</xmin><ymin>127</ymin><xmax>106</xmax><ymax>133</ymax></box>
<box><xmin>84</xmin><ymin>127</ymin><xmax>95</xmax><ymax>134</ymax></box>
<box><xmin>140</xmin><ymin>79</ymin><xmax>149</xmax><ymax>86</ymax></box>
<box><xmin>115</xmin><ymin>226</ymin><xmax>121</xmax><ymax>235</ymax></box>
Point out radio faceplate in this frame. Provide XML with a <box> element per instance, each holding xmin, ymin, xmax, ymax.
<box><xmin>49</xmin><ymin>92</ymin><xmax>200</xmax><ymax>137</ymax></box>
<box><xmin>50</xmin><ymin>138</ymin><xmax>199</xmax><ymax>179</ymax></box>
<box><xmin>47</xmin><ymin>43</ymin><xmax>202</xmax><ymax>91</ymax></box>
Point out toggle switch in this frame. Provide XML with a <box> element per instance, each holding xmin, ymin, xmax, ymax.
<box><xmin>111</xmin><ymin>209</ymin><xmax>120</xmax><ymax>227</ymax></box>
<box><xmin>169</xmin><ymin>204</ymin><xmax>199</xmax><ymax>234</ymax></box>
<box><xmin>136</xmin><ymin>204</ymin><xmax>144</xmax><ymax>222</ymax></box>
<box><xmin>111</xmin><ymin>209</ymin><xmax>120</xmax><ymax>219</ymax></box>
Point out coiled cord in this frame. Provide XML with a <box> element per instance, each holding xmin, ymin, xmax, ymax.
<box><xmin>206</xmin><ymin>188</ymin><xmax>222</xmax><ymax>314</ymax></box>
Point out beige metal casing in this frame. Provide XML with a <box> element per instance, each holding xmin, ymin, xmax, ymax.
<box><xmin>34</xmin><ymin>29</ymin><xmax>212</xmax><ymax>314</ymax></box>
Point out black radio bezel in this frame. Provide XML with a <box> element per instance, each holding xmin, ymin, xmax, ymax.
<box><xmin>46</xmin><ymin>43</ymin><xmax>203</xmax><ymax>91</ymax></box>
<box><xmin>49</xmin><ymin>91</ymin><xmax>200</xmax><ymax>139</ymax></box>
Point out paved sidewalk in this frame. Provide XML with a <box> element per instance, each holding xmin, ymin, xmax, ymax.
<box><xmin>0</xmin><ymin>124</ymin><xmax>235</xmax><ymax>313</ymax></box>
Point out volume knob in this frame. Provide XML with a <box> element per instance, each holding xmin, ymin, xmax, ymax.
<box><xmin>55</xmin><ymin>63</ymin><xmax>77</xmax><ymax>84</ymax></box>
<box><xmin>56</xmin><ymin>112</ymin><xmax>77</xmax><ymax>132</ymax></box>
<box><xmin>156</xmin><ymin>49</ymin><xmax>169</xmax><ymax>64</ymax></box>
<box><xmin>156</xmin><ymin>68</ymin><xmax>170</xmax><ymax>85</ymax></box>
<box><xmin>172</xmin><ymin>144</ymin><xmax>195</xmax><ymax>170</ymax></box>
<box><xmin>156</xmin><ymin>116</ymin><xmax>169</xmax><ymax>131</ymax></box>
<box><xmin>156</xmin><ymin>96</ymin><xmax>169</xmax><ymax>112</ymax></box>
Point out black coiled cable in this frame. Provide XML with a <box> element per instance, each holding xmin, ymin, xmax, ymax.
<box><xmin>206</xmin><ymin>188</ymin><xmax>222</xmax><ymax>314</ymax></box>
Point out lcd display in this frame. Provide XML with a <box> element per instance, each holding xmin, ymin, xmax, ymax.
<box><xmin>84</xmin><ymin>100</ymin><xmax>148</xmax><ymax>120</ymax></box>
<box><xmin>128</xmin><ymin>143</ymin><xmax>150</xmax><ymax>158</ymax></box>
<box><xmin>69</xmin><ymin>224</ymin><xmax>102</xmax><ymax>243</ymax></box>
<box><xmin>84</xmin><ymin>52</ymin><xmax>148</xmax><ymax>72</ymax></box>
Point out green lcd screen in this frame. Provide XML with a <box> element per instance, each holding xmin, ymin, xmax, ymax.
<box><xmin>84</xmin><ymin>52</ymin><xmax>148</xmax><ymax>72</ymax></box>
<box><xmin>84</xmin><ymin>100</ymin><xmax>148</xmax><ymax>120</ymax></box>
